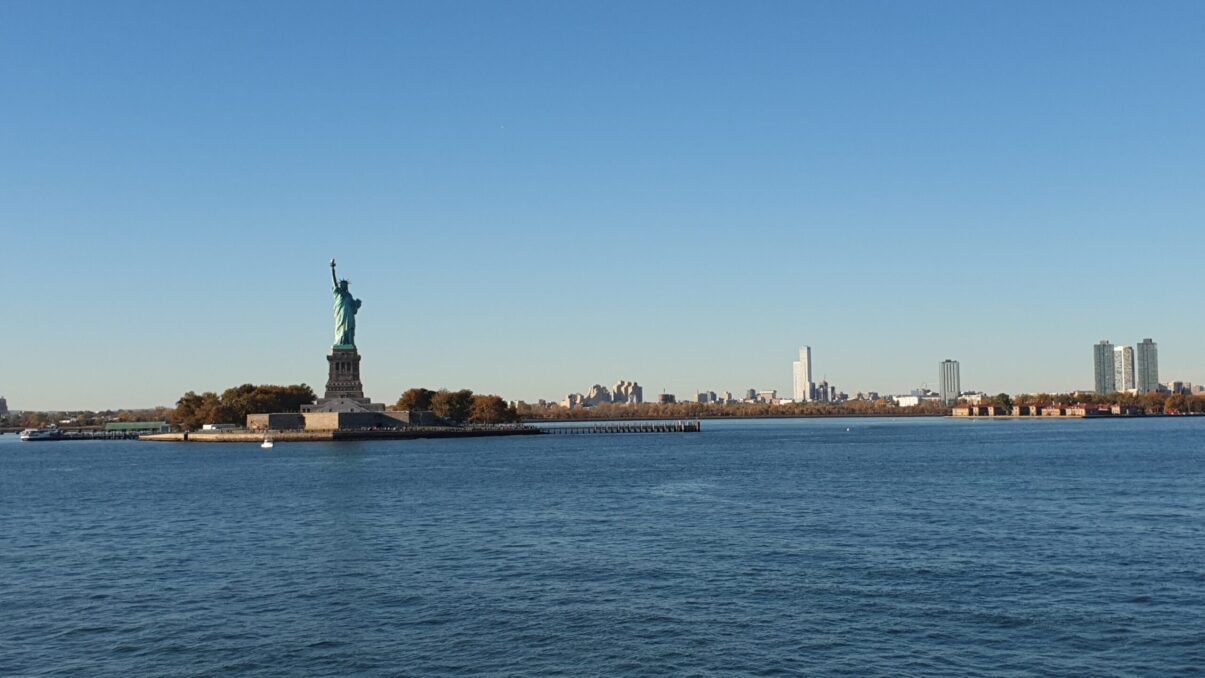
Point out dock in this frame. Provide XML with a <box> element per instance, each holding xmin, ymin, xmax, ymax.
<box><xmin>535</xmin><ymin>421</ymin><xmax>701</xmax><ymax>434</ymax></box>
<box><xmin>12</xmin><ymin>430</ymin><xmax>147</xmax><ymax>441</ymax></box>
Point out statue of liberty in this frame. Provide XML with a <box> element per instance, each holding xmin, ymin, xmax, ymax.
<box><xmin>330</xmin><ymin>258</ymin><xmax>362</xmax><ymax>348</ymax></box>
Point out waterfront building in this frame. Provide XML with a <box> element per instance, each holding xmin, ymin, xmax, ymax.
<box><xmin>657</xmin><ymin>393</ymin><xmax>676</xmax><ymax>404</ymax></box>
<box><xmin>792</xmin><ymin>346</ymin><xmax>814</xmax><ymax>402</ymax></box>
<box><xmin>1114</xmin><ymin>346</ymin><xmax>1135</xmax><ymax>392</ymax></box>
<box><xmin>938</xmin><ymin>359</ymin><xmax>960</xmax><ymax>404</ymax></box>
<box><xmin>1136</xmin><ymin>338</ymin><xmax>1159</xmax><ymax>393</ymax></box>
<box><xmin>1093</xmin><ymin>340</ymin><xmax>1116</xmax><ymax>394</ymax></box>
<box><xmin>0</xmin><ymin>395</ymin><xmax>7</xmax><ymax>415</ymax></box>
<box><xmin>745</xmin><ymin>388</ymin><xmax>757</xmax><ymax>401</ymax></box>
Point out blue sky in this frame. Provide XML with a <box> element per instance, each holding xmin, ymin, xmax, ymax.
<box><xmin>2</xmin><ymin>1</ymin><xmax>1203</xmax><ymax>410</ymax></box>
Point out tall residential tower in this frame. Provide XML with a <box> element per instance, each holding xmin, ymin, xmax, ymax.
<box><xmin>1093</xmin><ymin>340</ymin><xmax>1116</xmax><ymax>394</ymax></box>
<box><xmin>1136</xmin><ymin>338</ymin><xmax>1159</xmax><ymax>392</ymax></box>
<box><xmin>939</xmin><ymin>360</ymin><xmax>960</xmax><ymax>404</ymax></box>
<box><xmin>1114</xmin><ymin>345</ymin><xmax>1135</xmax><ymax>392</ymax></box>
<box><xmin>792</xmin><ymin>346</ymin><xmax>813</xmax><ymax>402</ymax></box>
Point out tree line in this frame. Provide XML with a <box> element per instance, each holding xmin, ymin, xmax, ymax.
<box><xmin>395</xmin><ymin>388</ymin><xmax>519</xmax><ymax>424</ymax></box>
<box><xmin>1011</xmin><ymin>391</ymin><xmax>1205</xmax><ymax>414</ymax></box>
<box><xmin>172</xmin><ymin>384</ymin><xmax>316</xmax><ymax>430</ymax></box>
<box><xmin>1</xmin><ymin>407</ymin><xmax>173</xmax><ymax>429</ymax></box>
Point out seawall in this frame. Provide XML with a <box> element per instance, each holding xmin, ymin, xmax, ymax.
<box><xmin>142</xmin><ymin>427</ymin><xmax>542</xmax><ymax>443</ymax></box>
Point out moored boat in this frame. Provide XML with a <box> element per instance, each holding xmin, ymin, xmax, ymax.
<box><xmin>19</xmin><ymin>427</ymin><xmax>63</xmax><ymax>441</ymax></box>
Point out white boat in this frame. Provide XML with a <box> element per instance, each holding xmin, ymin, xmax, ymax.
<box><xmin>20</xmin><ymin>427</ymin><xmax>62</xmax><ymax>441</ymax></box>
<box><xmin>261</xmin><ymin>435</ymin><xmax>274</xmax><ymax>449</ymax></box>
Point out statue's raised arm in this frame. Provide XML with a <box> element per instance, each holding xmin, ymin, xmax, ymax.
<box><xmin>330</xmin><ymin>258</ymin><xmax>339</xmax><ymax>289</ymax></box>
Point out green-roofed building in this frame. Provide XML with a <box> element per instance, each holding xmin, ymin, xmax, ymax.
<box><xmin>104</xmin><ymin>421</ymin><xmax>171</xmax><ymax>434</ymax></box>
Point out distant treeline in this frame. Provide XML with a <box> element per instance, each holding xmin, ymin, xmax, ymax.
<box><xmin>1011</xmin><ymin>392</ymin><xmax>1205</xmax><ymax>414</ymax></box>
<box><xmin>517</xmin><ymin>399</ymin><xmax>950</xmax><ymax>420</ymax></box>
<box><xmin>1</xmin><ymin>407</ymin><xmax>173</xmax><ymax>429</ymax></box>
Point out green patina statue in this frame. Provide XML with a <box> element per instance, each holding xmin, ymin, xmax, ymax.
<box><xmin>330</xmin><ymin>258</ymin><xmax>362</xmax><ymax>348</ymax></box>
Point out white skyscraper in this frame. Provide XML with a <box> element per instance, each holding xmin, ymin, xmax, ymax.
<box><xmin>1114</xmin><ymin>345</ymin><xmax>1135</xmax><ymax>392</ymax></box>
<box><xmin>792</xmin><ymin>346</ymin><xmax>813</xmax><ymax>402</ymax></box>
<box><xmin>1136</xmin><ymin>338</ymin><xmax>1159</xmax><ymax>393</ymax></box>
<box><xmin>939</xmin><ymin>360</ymin><xmax>960</xmax><ymax>404</ymax></box>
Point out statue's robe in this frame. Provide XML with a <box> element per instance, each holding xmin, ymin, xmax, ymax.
<box><xmin>333</xmin><ymin>286</ymin><xmax>361</xmax><ymax>347</ymax></box>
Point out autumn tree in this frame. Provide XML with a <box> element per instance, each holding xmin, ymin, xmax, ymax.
<box><xmin>396</xmin><ymin>388</ymin><xmax>436</xmax><ymax>411</ymax></box>
<box><xmin>1164</xmin><ymin>394</ymin><xmax>1189</xmax><ymax>414</ymax></box>
<box><xmin>469</xmin><ymin>394</ymin><xmax>519</xmax><ymax>424</ymax></box>
<box><xmin>430</xmin><ymin>389</ymin><xmax>474</xmax><ymax>423</ymax></box>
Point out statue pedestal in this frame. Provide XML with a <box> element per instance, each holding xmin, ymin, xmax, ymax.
<box><xmin>300</xmin><ymin>347</ymin><xmax>385</xmax><ymax>413</ymax></box>
<box><xmin>324</xmin><ymin>347</ymin><xmax>364</xmax><ymax>399</ymax></box>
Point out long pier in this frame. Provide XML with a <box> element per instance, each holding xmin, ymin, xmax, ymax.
<box><xmin>536</xmin><ymin>421</ymin><xmax>701</xmax><ymax>434</ymax></box>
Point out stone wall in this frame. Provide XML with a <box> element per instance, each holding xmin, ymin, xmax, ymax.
<box><xmin>381</xmin><ymin>410</ymin><xmax>442</xmax><ymax>426</ymax></box>
<box><xmin>246</xmin><ymin>413</ymin><xmax>306</xmax><ymax>431</ymax></box>
<box><xmin>250</xmin><ymin>409</ymin><xmax>443</xmax><ymax>432</ymax></box>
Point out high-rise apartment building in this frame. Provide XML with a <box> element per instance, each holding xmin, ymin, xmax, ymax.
<box><xmin>1093</xmin><ymin>340</ymin><xmax>1116</xmax><ymax>394</ymax></box>
<box><xmin>1113</xmin><ymin>346</ymin><xmax>1135</xmax><ymax>392</ymax></box>
<box><xmin>1136</xmin><ymin>338</ymin><xmax>1159</xmax><ymax>393</ymax></box>
<box><xmin>792</xmin><ymin>346</ymin><xmax>813</xmax><ymax>402</ymax></box>
<box><xmin>939</xmin><ymin>360</ymin><xmax>960</xmax><ymax>404</ymax></box>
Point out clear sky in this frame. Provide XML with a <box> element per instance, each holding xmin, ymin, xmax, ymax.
<box><xmin>2</xmin><ymin>1</ymin><xmax>1203</xmax><ymax>410</ymax></box>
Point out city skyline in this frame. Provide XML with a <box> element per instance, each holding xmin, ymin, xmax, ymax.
<box><xmin>3</xmin><ymin>2</ymin><xmax>1204</xmax><ymax>409</ymax></box>
<box><xmin>7</xmin><ymin>332</ymin><xmax>1193</xmax><ymax>412</ymax></box>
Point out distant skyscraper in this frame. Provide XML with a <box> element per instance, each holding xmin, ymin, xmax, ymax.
<box><xmin>1093</xmin><ymin>340</ymin><xmax>1116</xmax><ymax>394</ymax></box>
<box><xmin>1136</xmin><ymin>338</ymin><xmax>1159</xmax><ymax>393</ymax></box>
<box><xmin>939</xmin><ymin>360</ymin><xmax>960</xmax><ymax>404</ymax></box>
<box><xmin>1113</xmin><ymin>345</ymin><xmax>1135</xmax><ymax>392</ymax></box>
<box><xmin>792</xmin><ymin>346</ymin><xmax>813</xmax><ymax>402</ymax></box>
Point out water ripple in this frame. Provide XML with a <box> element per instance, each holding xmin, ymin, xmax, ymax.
<box><xmin>1</xmin><ymin>418</ymin><xmax>1203</xmax><ymax>676</ymax></box>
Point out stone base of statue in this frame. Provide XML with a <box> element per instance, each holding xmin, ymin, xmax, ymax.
<box><xmin>300</xmin><ymin>347</ymin><xmax>386</xmax><ymax>413</ymax></box>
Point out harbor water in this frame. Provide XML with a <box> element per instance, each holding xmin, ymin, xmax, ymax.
<box><xmin>2</xmin><ymin>417</ymin><xmax>1202</xmax><ymax>676</ymax></box>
